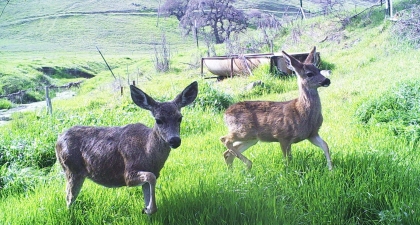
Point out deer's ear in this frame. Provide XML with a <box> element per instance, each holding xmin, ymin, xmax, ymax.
<box><xmin>304</xmin><ymin>46</ymin><xmax>317</xmax><ymax>64</ymax></box>
<box><xmin>282</xmin><ymin>51</ymin><xmax>303</xmax><ymax>71</ymax></box>
<box><xmin>173</xmin><ymin>81</ymin><xmax>198</xmax><ymax>108</ymax></box>
<box><xmin>130</xmin><ymin>85</ymin><xmax>157</xmax><ymax>111</ymax></box>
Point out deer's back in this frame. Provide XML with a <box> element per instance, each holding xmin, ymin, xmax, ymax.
<box><xmin>224</xmin><ymin>100</ymin><xmax>323</xmax><ymax>142</ymax></box>
<box><xmin>56</xmin><ymin>123</ymin><xmax>169</xmax><ymax>187</ymax></box>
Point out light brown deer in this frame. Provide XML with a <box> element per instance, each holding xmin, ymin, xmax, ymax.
<box><xmin>55</xmin><ymin>81</ymin><xmax>198</xmax><ymax>215</ymax></box>
<box><xmin>220</xmin><ymin>47</ymin><xmax>333</xmax><ymax>170</ymax></box>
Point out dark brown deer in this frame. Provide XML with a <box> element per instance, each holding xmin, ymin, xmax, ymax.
<box><xmin>220</xmin><ymin>47</ymin><xmax>333</xmax><ymax>170</ymax></box>
<box><xmin>55</xmin><ymin>81</ymin><xmax>198</xmax><ymax>215</ymax></box>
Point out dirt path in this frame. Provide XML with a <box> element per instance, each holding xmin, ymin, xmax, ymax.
<box><xmin>0</xmin><ymin>91</ymin><xmax>75</xmax><ymax>126</ymax></box>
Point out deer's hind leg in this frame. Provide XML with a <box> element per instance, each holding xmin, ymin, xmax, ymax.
<box><xmin>65</xmin><ymin>172</ymin><xmax>86</xmax><ymax>207</ymax></box>
<box><xmin>221</xmin><ymin>135</ymin><xmax>257</xmax><ymax>169</ymax></box>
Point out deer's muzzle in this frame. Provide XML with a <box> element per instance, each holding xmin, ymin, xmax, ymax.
<box><xmin>321</xmin><ymin>78</ymin><xmax>331</xmax><ymax>87</ymax></box>
<box><xmin>168</xmin><ymin>137</ymin><xmax>181</xmax><ymax>149</ymax></box>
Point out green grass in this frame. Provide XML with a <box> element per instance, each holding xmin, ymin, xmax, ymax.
<box><xmin>1</xmin><ymin>0</ymin><xmax>420</xmax><ymax>224</ymax></box>
<box><xmin>0</xmin><ymin>99</ymin><xmax>12</xmax><ymax>110</ymax></box>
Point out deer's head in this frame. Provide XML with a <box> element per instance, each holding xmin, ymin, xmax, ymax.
<box><xmin>282</xmin><ymin>47</ymin><xmax>330</xmax><ymax>89</ymax></box>
<box><xmin>130</xmin><ymin>81</ymin><xmax>198</xmax><ymax>149</ymax></box>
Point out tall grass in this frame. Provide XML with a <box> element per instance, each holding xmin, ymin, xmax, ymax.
<box><xmin>1</xmin><ymin>0</ymin><xmax>420</xmax><ymax>224</ymax></box>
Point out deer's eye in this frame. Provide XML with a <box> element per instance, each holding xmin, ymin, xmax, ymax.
<box><xmin>306</xmin><ymin>72</ymin><xmax>315</xmax><ymax>77</ymax></box>
<box><xmin>156</xmin><ymin>119</ymin><xmax>163</xmax><ymax>125</ymax></box>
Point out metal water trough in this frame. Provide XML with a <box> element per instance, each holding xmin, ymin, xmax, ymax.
<box><xmin>201</xmin><ymin>52</ymin><xmax>320</xmax><ymax>79</ymax></box>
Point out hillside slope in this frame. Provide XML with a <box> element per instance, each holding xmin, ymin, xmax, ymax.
<box><xmin>1</xmin><ymin>0</ymin><xmax>420</xmax><ymax>224</ymax></box>
<box><xmin>0</xmin><ymin>0</ymin><xmax>379</xmax><ymax>54</ymax></box>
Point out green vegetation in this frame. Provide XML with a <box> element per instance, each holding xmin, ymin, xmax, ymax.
<box><xmin>0</xmin><ymin>99</ymin><xmax>12</xmax><ymax>110</ymax></box>
<box><xmin>356</xmin><ymin>80</ymin><xmax>420</xmax><ymax>145</ymax></box>
<box><xmin>1</xmin><ymin>0</ymin><xmax>420</xmax><ymax>224</ymax></box>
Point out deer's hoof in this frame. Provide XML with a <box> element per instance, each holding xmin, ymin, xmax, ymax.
<box><xmin>223</xmin><ymin>150</ymin><xmax>235</xmax><ymax>167</ymax></box>
<box><xmin>142</xmin><ymin>207</ymin><xmax>157</xmax><ymax>215</ymax></box>
<box><xmin>246</xmin><ymin>162</ymin><xmax>253</xmax><ymax>170</ymax></box>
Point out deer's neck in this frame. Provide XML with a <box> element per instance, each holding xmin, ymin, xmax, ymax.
<box><xmin>149</xmin><ymin>126</ymin><xmax>171</xmax><ymax>153</ymax></box>
<box><xmin>296</xmin><ymin>82</ymin><xmax>322</xmax><ymax>118</ymax></box>
<box><xmin>142</xmin><ymin>127</ymin><xmax>171</xmax><ymax>164</ymax></box>
<box><xmin>141</xmin><ymin>126</ymin><xmax>171</xmax><ymax>177</ymax></box>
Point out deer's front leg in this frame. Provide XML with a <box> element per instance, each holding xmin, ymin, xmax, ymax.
<box><xmin>309</xmin><ymin>135</ymin><xmax>333</xmax><ymax>170</ymax></box>
<box><xmin>125</xmin><ymin>171</ymin><xmax>157</xmax><ymax>215</ymax></box>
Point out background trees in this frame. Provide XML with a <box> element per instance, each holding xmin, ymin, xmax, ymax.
<box><xmin>159</xmin><ymin>0</ymin><xmax>189</xmax><ymax>21</ymax></box>
<box><xmin>162</xmin><ymin>0</ymin><xmax>247</xmax><ymax>44</ymax></box>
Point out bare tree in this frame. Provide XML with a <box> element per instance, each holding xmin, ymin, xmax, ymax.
<box><xmin>248</xmin><ymin>10</ymin><xmax>283</xmax><ymax>53</ymax></box>
<box><xmin>153</xmin><ymin>33</ymin><xmax>171</xmax><ymax>72</ymax></box>
<box><xmin>180</xmin><ymin>0</ymin><xmax>248</xmax><ymax>44</ymax></box>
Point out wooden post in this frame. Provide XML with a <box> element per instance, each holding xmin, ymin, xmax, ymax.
<box><xmin>385</xmin><ymin>0</ymin><xmax>393</xmax><ymax>17</ymax></box>
<box><xmin>156</xmin><ymin>0</ymin><xmax>161</xmax><ymax>27</ymax></box>
<box><xmin>389</xmin><ymin>0</ymin><xmax>393</xmax><ymax>17</ymax></box>
<box><xmin>270</xmin><ymin>57</ymin><xmax>274</xmax><ymax>74</ymax></box>
<box><xmin>195</xmin><ymin>20</ymin><xmax>199</xmax><ymax>48</ymax></box>
<box><xmin>45</xmin><ymin>86</ymin><xmax>52</xmax><ymax>115</ymax></box>
<box><xmin>120</xmin><ymin>86</ymin><xmax>123</xmax><ymax>96</ymax></box>
<box><xmin>201</xmin><ymin>58</ymin><xmax>204</xmax><ymax>76</ymax></box>
<box><xmin>300</xmin><ymin>0</ymin><xmax>304</xmax><ymax>20</ymax></box>
<box><xmin>132</xmin><ymin>81</ymin><xmax>136</xmax><ymax>86</ymax></box>
<box><xmin>127</xmin><ymin>64</ymin><xmax>129</xmax><ymax>86</ymax></box>
<box><xmin>230</xmin><ymin>57</ymin><xmax>234</xmax><ymax>78</ymax></box>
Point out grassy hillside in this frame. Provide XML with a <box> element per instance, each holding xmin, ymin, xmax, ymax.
<box><xmin>0</xmin><ymin>0</ymin><xmax>384</xmax><ymax>102</ymax></box>
<box><xmin>1</xmin><ymin>0</ymin><xmax>420</xmax><ymax>224</ymax></box>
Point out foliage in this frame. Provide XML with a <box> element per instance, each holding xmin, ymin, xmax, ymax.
<box><xmin>160</xmin><ymin>0</ymin><xmax>189</xmax><ymax>21</ymax></box>
<box><xmin>392</xmin><ymin>4</ymin><xmax>420</xmax><ymax>48</ymax></box>
<box><xmin>0</xmin><ymin>74</ymin><xmax>33</xmax><ymax>95</ymax></box>
<box><xmin>1</xmin><ymin>0</ymin><xmax>420</xmax><ymax>224</ymax></box>
<box><xmin>180</xmin><ymin>0</ymin><xmax>248</xmax><ymax>44</ymax></box>
<box><xmin>0</xmin><ymin>163</ymin><xmax>48</xmax><ymax>198</ymax></box>
<box><xmin>0</xmin><ymin>99</ymin><xmax>12</xmax><ymax>110</ymax></box>
<box><xmin>0</xmin><ymin>74</ymin><xmax>48</xmax><ymax>103</ymax></box>
<box><xmin>193</xmin><ymin>82</ymin><xmax>234</xmax><ymax>112</ymax></box>
<box><xmin>239</xmin><ymin>64</ymin><xmax>297</xmax><ymax>99</ymax></box>
<box><xmin>355</xmin><ymin>80</ymin><xmax>420</xmax><ymax>144</ymax></box>
<box><xmin>247</xmin><ymin>9</ymin><xmax>284</xmax><ymax>52</ymax></box>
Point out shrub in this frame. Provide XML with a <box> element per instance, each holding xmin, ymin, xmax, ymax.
<box><xmin>0</xmin><ymin>163</ymin><xmax>47</xmax><ymax>197</ymax></box>
<box><xmin>22</xmin><ymin>91</ymin><xmax>44</xmax><ymax>103</ymax></box>
<box><xmin>239</xmin><ymin>64</ymin><xmax>297</xmax><ymax>99</ymax></box>
<box><xmin>355</xmin><ymin>80</ymin><xmax>420</xmax><ymax>144</ymax></box>
<box><xmin>0</xmin><ymin>99</ymin><xmax>12</xmax><ymax>110</ymax></box>
<box><xmin>193</xmin><ymin>82</ymin><xmax>234</xmax><ymax>112</ymax></box>
<box><xmin>392</xmin><ymin>4</ymin><xmax>420</xmax><ymax>48</ymax></box>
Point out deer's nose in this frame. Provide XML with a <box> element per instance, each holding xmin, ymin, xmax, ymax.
<box><xmin>321</xmin><ymin>78</ymin><xmax>330</xmax><ymax>87</ymax></box>
<box><xmin>168</xmin><ymin>137</ymin><xmax>181</xmax><ymax>149</ymax></box>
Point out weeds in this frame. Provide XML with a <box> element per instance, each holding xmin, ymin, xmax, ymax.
<box><xmin>193</xmin><ymin>82</ymin><xmax>234</xmax><ymax>112</ymax></box>
<box><xmin>0</xmin><ymin>99</ymin><xmax>12</xmax><ymax>110</ymax></box>
<box><xmin>392</xmin><ymin>4</ymin><xmax>420</xmax><ymax>48</ymax></box>
<box><xmin>1</xmin><ymin>0</ymin><xmax>420</xmax><ymax>224</ymax></box>
<box><xmin>355</xmin><ymin>79</ymin><xmax>420</xmax><ymax>145</ymax></box>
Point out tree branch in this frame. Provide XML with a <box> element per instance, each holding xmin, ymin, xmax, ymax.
<box><xmin>0</xmin><ymin>0</ymin><xmax>11</xmax><ymax>18</ymax></box>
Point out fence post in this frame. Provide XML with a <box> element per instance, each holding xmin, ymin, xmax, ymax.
<box><xmin>388</xmin><ymin>0</ymin><xmax>393</xmax><ymax>17</ymax></box>
<box><xmin>45</xmin><ymin>86</ymin><xmax>52</xmax><ymax>115</ymax></box>
<box><xmin>201</xmin><ymin>58</ymin><xmax>204</xmax><ymax>76</ymax></box>
<box><xmin>230</xmin><ymin>57</ymin><xmax>234</xmax><ymax>78</ymax></box>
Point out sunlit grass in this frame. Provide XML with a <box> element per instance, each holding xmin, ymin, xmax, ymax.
<box><xmin>1</xmin><ymin>0</ymin><xmax>420</xmax><ymax>224</ymax></box>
